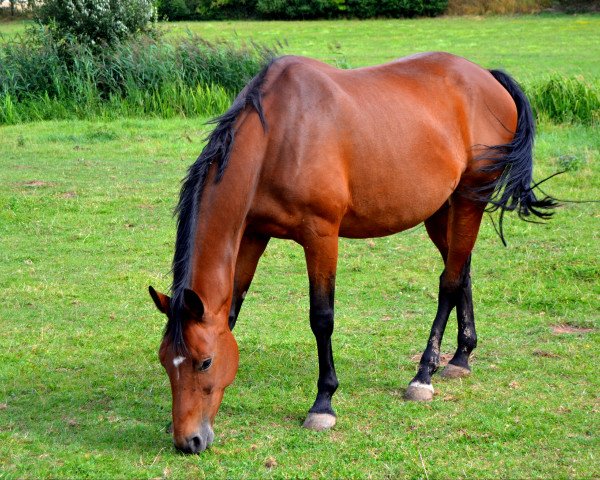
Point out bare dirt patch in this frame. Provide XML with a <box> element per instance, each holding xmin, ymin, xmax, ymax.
<box><xmin>410</xmin><ymin>353</ymin><xmax>453</xmax><ymax>365</ymax></box>
<box><xmin>22</xmin><ymin>180</ymin><xmax>53</xmax><ymax>187</ymax></box>
<box><xmin>138</xmin><ymin>203</ymin><xmax>156</xmax><ymax>210</ymax></box>
<box><xmin>533</xmin><ymin>350</ymin><xmax>560</xmax><ymax>358</ymax></box>
<box><xmin>551</xmin><ymin>324</ymin><xmax>594</xmax><ymax>335</ymax></box>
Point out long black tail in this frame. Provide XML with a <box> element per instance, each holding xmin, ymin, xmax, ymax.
<box><xmin>478</xmin><ymin>69</ymin><xmax>558</xmax><ymax>245</ymax></box>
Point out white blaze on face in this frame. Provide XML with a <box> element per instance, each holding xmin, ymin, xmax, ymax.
<box><xmin>173</xmin><ymin>356</ymin><xmax>186</xmax><ymax>368</ymax></box>
<box><xmin>173</xmin><ymin>356</ymin><xmax>186</xmax><ymax>380</ymax></box>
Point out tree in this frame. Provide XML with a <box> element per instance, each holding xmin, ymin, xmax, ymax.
<box><xmin>36</xmin><ymin>0</ymin><xmax>156</xmax><ymax>48</ymax></box>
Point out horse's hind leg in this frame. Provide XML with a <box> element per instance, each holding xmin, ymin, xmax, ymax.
<box><xmin>441</xmin><ymin>254</ymin><xmax>476</xmax><ymax>378</ymax></box>
<box><xmin>424</xmin><ymin>201</ymin><xmax>450</xmax><ymax>263</ymax></box>
<box><xmin>405</xmin><ymin>196</ymin><xmax>484</xmax><ymax>401</ymax></box>
<box><xmin>228</xmin><ymin>232</ymin><xmax>270</xmax><ymax>330</ymax></box>
<box><xmin>301</xmin><ymin>227</ymin><xmax>340</xmax><ymax>431</ymax></box>
<box><xmin>423</xmin><ymin>202</ymin><xmax>477</xmax><ymax>378</ymax></box>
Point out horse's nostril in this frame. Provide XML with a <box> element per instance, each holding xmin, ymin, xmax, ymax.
<box><xmin>190</xmin><ymin>435</ymin><xmax>202</xmax><ymax>453</ymax></box>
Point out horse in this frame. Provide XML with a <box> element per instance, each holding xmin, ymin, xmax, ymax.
<box><xmin>148</xmin><ymin>52</ymin><xmax>556</xmax><ymax>453</ymax></box>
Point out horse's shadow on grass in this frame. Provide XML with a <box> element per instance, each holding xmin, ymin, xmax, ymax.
<box><xmin>5</xmin><ymin>361</ymin><xmax>318</xmax><ymax>458</ymax></box>
<box><xmin>6</xmin><ymin>333</ymin><xmax>422</xmax><ymax>458</ymax></box>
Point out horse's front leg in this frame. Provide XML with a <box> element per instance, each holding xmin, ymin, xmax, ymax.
<box><xmin>302</xmin><ymin>230</ymin><xmax>339</xmax><ymax>431</ymax></box>
<box><xmin>228</xmin><ymin>232</ymin><xmax>270</xmax><ymax>330</ymax></box>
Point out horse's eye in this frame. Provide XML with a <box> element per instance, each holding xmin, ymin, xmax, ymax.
<box><xmin>197</xmin><ymin>358</ymin><xmax>212</xmax><ymax>372</ymax></box>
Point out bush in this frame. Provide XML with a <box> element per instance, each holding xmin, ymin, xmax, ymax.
<box><xmin>195</xmin><ymin>0</ymin><xmax>258</xmax><ymax>19</ymax></box>
<box><xmin>411</xmin><ymin>0</ymin><xmax>449</xmax><ymax>16</ymax></box>
<box><xmin>0</xmin><ymin>27</ymin><xmax>277</xmax><ymax>124</ymax></box>
<box><xmin>157</xmin><ymin>0</ymin><xmax>191</xmax><ymax>20</ymax></box>
<box><xmin>187</xmin><ymin>0</ymin><xmax>448</xmax><ymax>19</ymax></box>
<box><xmin>552</xmin><ymin>0</ymin><xmax>600</xmax><ymax>12</ymax></box>
<box><xmin>256</xmin><ymin>0</ymin><xmax>338</xmax><ymax>19</ymax></box>
<box><xmin>527</xmin><ymin>75</ymin><xmax>600</xmax><ymax>125</ymax></box>
<box><xmin>446</xmin><ymin>0</ymin><xmax>551</xmax><ymax>15</ymax></box>
<box><xmin>158</xmin><ymin>0</ymin><xmax>220</xmax><ymax>20</ymax></box>
<box><xmin>35</xmin><ymin>0</ymin><xmax>156</xmax><ymax>48</ymax></box>
<box><xmin>343</xmin><ymin>0</ymin><xmax>447</xmax><ymax>18</ymax></box>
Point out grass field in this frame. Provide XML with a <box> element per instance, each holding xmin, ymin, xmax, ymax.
<box><xmin>1</xmin><ymin>15</ymin><xmax>599</xmax><ymax>480</ymax></box>
<box><xmin>1</xmin><ymin>15</ymin><xmax>600</xmax><ymax>81</ymax></box>
<box><xmin>167</xmin><ymin>15</ymin><xmax>600</xmax><ymax>80</ymax></box>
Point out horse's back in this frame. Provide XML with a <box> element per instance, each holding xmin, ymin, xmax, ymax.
<box><xmin>248</xmin><ymin>53</ymin><xmax>517</xmax><ymax>239</ymax></box>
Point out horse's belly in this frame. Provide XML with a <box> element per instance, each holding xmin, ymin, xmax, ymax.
<box><xmin>339</xmin><ymin>157</ymin><xmax>461</xmax><ymax>238</ymax></box>
<box><xmin>339</xmin><ymin>189</ymin><xmax>450</xmax><ymax>238</ymax></box>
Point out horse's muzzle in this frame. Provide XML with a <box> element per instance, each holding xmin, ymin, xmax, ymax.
<box><xmin>174</xmin><ymin>423</ymin><xmax>215</xmax><ymax>454</ymax></box>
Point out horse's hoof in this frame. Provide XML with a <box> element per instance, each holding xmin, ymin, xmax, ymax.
<box><xmin>303</xmin><ymin>412</ymin><xmax>336</xmax><ymax>431</ymax></box>
<box><xmin>441</xmin><ymin>363</ymin><xmax>471</xmax><ymax>379</ymax></box>
<box><xmin>405</xmin><ymin>382</ymin><xmax>434</xmax><ymax>401</ymax></box>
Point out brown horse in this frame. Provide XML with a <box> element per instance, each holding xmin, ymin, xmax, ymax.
<box><xmin>149</xmin><ymin>52</ymin><xmax>555</xmax><ymax>453</ymax></box>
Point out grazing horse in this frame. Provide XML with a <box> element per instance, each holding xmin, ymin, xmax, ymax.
<box><xmin>149</xmin><ymin>52</ymin><xmax>555</xmax><ymax>453</ymax></box>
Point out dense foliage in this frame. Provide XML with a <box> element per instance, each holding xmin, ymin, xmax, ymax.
<box><xmin>35</xmin><ymin>0</ymin><xmax>156</xmax><ymax>48</ymax></box>
<box><xmin>527</xmin><ymin>75</ymin><xmax>600</xmax><ymax>124</ymax></box>
<box><xmin>157</xmin><ymin>0</ymin><xmax>449</xmax><ymax>19</ymax></box>
<box><xmin>255</xmin><ymin>0</ymin><xmax>340</xmax><ymax>19</ymax></box>
<box><xmin>0</xmin><ymin>27</ymin><xmax>276</xmax><ymax>124</ymax></box>
<box><xmin>446</xmin><ymin>0</ymin><xmax>598</xmax><ymax>14</ymax></box>
<box><xmin>344</xmin><ymin>0</ymin><xmax>449</xmax><ymax>18</ymax></box>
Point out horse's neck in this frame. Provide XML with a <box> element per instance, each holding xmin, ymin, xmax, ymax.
<box><xmin>188</xmin><ymin>162</ymin><xmax>255</xmax><ymax>316</ymax></box>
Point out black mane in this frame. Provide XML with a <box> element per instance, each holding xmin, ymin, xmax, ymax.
<box><xmin>165</xmin><ymin>60</ymin><xmax>273</xmax><ymax>353</ymax></box>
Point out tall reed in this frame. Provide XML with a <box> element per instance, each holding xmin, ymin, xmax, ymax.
<box><xmin>0</xmin><ymin>26</ymin><xmax>276</xmax><ymax>124</ymax></box>
<box><xmin>527</xmin><ymin>75</ymin><xmax>600</xmax><ymax>125</ymax></box>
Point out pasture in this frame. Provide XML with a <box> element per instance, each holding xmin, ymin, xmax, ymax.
<box><xmin>1</xmin><ymin>16</ymin><xmax>599</xmax><ymax>479</ymax></box>
<box><xmin>2</xmin><ymin>15</ymin><xmax>600</xmax><ymax>79</ymax></box>
<box><xmin>168</xmin><ymin>15</ymin><xmax>600</xmax><ymax>80</ymax></box>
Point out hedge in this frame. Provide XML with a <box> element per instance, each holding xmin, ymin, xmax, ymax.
<box><xmin>157</xmin><ymin>0</ymin><xmax>449</xmax><ymax>20</ymax></box>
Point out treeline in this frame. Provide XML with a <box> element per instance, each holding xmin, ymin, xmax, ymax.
<box><xmin>2</xmin><ymin>0</ymin><xmax>597</xmax><ymax>19</ymax></box>
<box><xmin>156</xmin><ymin>0</ymin><xmax>599</xmax><ymax>19</ymax></box>
<box><xmin>157</xmin><ymin>0</ymin><xmax>449</xmax><ymax>20</ymax></box>
<box><xmin>447</xmin><ymin>0</ymin><xmax>599</xmax><ymax>14</ymax></box>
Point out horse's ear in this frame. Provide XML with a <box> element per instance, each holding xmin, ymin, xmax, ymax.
<box><xmin>183</xmin><ymin>288</ymin><xmax>205</xmax><ymax>319</ymax></box>
<box><xmin>149</xmin><ymin>286</ymin><xmax>170</xmax><ymax>314</ymax></box>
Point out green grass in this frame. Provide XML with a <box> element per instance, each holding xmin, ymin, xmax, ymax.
<box><xmin>527</xmin><ymin>74</ymin><xmax>600</xmax><ymax>124</ymax></box>
<box><xmin>0</xmin><ymin>117</ymin><xmax>598</xmax><ymax>478</ymax></box>
<box><xmin>1</xmin><ymin>15</ymin><xmax>599</xmax><ymax>479</ymax></box>
<box><xmin>166</xmin><ymin>15</ymin><xmax>600</xmax><ymax>81</ymax></box>
<box><xmin>0</xmin><ymin>18</ymin><xmax>24</xmax><ymax>40</ymax></box>
<box><xmin>2</xmin><ymin>15</ymin><xmax>600</xmax><ymax>80</ymax></box>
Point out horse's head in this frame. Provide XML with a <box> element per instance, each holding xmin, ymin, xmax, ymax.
<box><xmin>149</xmin><ymin>286</ymin><xmax>239</xmax><ymax>454</ymax></box>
